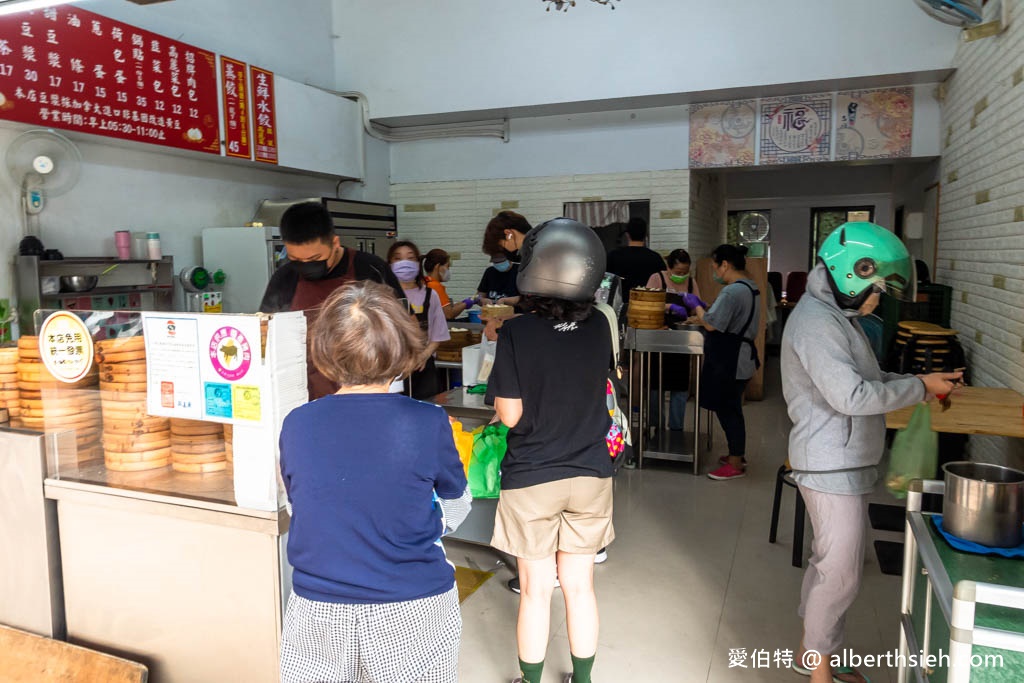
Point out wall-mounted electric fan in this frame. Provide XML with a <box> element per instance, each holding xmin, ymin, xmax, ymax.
<box><xmin>913</xmin><ymin>0</ymin><xmax>983</xmax><ymax>27</ymax></box>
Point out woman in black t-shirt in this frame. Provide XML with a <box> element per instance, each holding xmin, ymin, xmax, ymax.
<box><xmin>487</xmin><ymin>219</ymin><xmax>612</xmax><ymax>683</ymax></box>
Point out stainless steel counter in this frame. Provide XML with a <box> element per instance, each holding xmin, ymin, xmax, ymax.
<box><xmin>430</xmin><ymin>387</ymin><xmax>495</xmax><ymax>420</ymax></box>
<box><xmin>624</xmin><ymin>325</ymin><xmax>710</xmax><ymax>474</ymax></box>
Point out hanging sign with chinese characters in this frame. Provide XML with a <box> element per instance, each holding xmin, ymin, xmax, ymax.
<box><xmin>0</xmin><ymin>6</ymin><xmax>220</xmax><ymax>154</ymax></box>
<box><xmin>220</xmin><ymin>55</ymin><xmax>250</xmax><ymax>160</ymax></box>
<box><xmin>39</xmin><ymin>311</ymin><xmax>94</xmax><ymax>383</ymax></box>
<box><xmin>250</xmin><ymin>66</ymin><xmax>277</xmax><ymax>164</ymax></box>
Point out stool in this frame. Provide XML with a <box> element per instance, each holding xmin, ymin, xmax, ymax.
<box><xmin>769</xmin><ymin>463</ymin><xmax>806</xmax><ymax>568</ymax></box>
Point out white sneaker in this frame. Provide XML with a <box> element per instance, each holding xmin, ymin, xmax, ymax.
<box><xmin>594</xmin><ymin>548</ymin><xmax>608</xmax><ymax>564</ymax></box>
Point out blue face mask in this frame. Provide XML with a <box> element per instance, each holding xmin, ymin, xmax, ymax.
<box><xmin>493</xmin><ymin>260</ymin><xmax>512</xmax><ymax>273</ymax></box>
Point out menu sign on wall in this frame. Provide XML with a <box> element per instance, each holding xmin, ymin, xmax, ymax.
<box><xmin>250</xmin><ymin>66</ymin><xmax>277</xmax><ymax>164</ymax></box>
<box><xmin>0</xmin><ymin>7</ymin><xmax>220</xmax><ymax>154</ymax></box>
<box><xmin>220</xmin><ymin>55</ymin><xmax>250</xmax><ymax>159</ymax></box>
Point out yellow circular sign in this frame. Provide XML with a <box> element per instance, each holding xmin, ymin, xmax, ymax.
<box><xmin>39</xmin><ymin>311</ymin><xmax>94</xmax><ymax>383</ymax></box>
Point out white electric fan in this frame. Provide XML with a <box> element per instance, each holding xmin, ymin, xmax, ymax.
<box><xmin>737</xmin><ymin>211</ymin><xmax>770</xmax><ymax>244</ymax></box>
<box><xmin>4</xmin><ymin>129</ymin><xmax>83</xmax><ymax>252</ymax></box>
<box><xmin>913</xmin><ymin>0</ymin><xmax>983</xmax><ymax>26</ymax></box>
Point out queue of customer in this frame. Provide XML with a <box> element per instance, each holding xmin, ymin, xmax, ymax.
<box><xmin>273</xmin><ymin>209</ymin><xmax>959</xmax><ymax>683</ymax></box>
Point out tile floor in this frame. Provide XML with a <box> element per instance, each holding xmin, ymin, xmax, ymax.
<box><xmin>448</xmin><ymin>358</ymin><xmax>905</xmax><ymax>682</ymax></box>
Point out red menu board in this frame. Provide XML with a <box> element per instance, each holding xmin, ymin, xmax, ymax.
<box><xmin>0</xmin><ymin>7</ymin><xmax>220</xmax><ymax>154</ymax></box>
<box><xmin>220</xmin><ymin>56</ymin><xmax>250</xmax><ymax>159</ymax></box>
<box><xmin>250</xmin><ymin>66</ymin><xmax>277</xmax><ymax>164</ymax></box>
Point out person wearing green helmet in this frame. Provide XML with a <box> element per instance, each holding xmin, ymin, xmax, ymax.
<box><xmin>781</xmin><ymin>221</ymin><xmax>961</xmax><ymax>683</ymax></box>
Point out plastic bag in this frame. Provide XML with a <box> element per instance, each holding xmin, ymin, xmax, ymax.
<box><xmin>886</xmin><ymin>403</ymin><xmax>938</xmax><ymax>499</ymax></box>
<box><xmin>467</xmin><ymin>423</ymin><xmax>508</xmax><ymax>499</ymax></box>
<box><xmin>449</xmin><ymin>419</ymin><xmax>474</xmax><ymax>476</ymax></box>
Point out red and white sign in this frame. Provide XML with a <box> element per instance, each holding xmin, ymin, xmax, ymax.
<box><xmin>220</xmin><ymin>55</ymin><xmax>250</xmax><ymax>159</ymax></box>
<box><xmin>250</xmin><ymin>66</ymin><xmax>277</xmax><ymax>164</ymax></box>
<box><xmin>0</xmin><ymin>7</ymin><xmax>220</xmax><ymax>154</ymax></box>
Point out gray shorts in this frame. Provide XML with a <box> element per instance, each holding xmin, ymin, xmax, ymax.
<box><xmin>280</xmin><ymin>586</ymin><xmax>461</xmax><ymax>683</ymax></box>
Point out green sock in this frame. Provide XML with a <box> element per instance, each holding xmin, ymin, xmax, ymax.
<box><xmin>518</xmin><ymin>658</ymin><xmax>544</xmax><ymax>683</ymax></box>
<box><xmin>571</xmin><ymin>653</ymin><xmax>596</xmax><ymax>683</ymax></box>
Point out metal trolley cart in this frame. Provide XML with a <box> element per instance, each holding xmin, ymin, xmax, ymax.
<box><xmin>625</xmin><ymin>325</ymin><xmax>711</xmax><ymax>473</ymax></box>
<box><xmin>898</xmin><ymin>479</ymin><xmax>1024</xmax><ymax>682</ymax></box>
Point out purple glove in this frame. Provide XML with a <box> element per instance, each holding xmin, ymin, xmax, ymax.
<box><xmin>461</xmin><ymin>297</ymin><xmax>478</xmax><ymax>308</ymax></box>
<box><xmin>682</xmin><ymin>293</ymin><xmax>707</xmax><ymax>312</ymax></box>
<box><xmin>667</xmin><ymin>304</ymin><xmax>688</xmax><ymax>317</ymax></box>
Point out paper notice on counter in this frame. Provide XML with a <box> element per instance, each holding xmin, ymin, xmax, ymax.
<box><xmin>143</xmin><ymin>314</ymin><xmax>203</xmax><ymax>419</ymax></box>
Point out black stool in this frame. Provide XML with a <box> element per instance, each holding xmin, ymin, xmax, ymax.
<box><xmin>769</xmin><ymin>463</ymin><xmax>806</xmax><ymax>568</ymax></box>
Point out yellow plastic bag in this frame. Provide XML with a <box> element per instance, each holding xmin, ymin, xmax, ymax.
<box><xmin>449</xmin><ymin>419</ymin><xmax>474</xmax><ymax>476</ymax></box>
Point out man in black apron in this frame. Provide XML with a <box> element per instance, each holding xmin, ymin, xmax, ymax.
<box><xmin>692</xmin><ymin>245</ymin><xmax>760</xmax><ymax>481</ymax></box>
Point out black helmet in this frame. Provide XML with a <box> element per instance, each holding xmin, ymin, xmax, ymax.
<box><xmin>516</xmin><ymin>218</ymin><xmax>607</xmax><ymax>302</ymax></box>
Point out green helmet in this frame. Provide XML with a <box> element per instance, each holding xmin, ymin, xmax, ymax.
<box><xmin>818</xmin><ymin>221</ymin><xmax>916</xmax><ymax>307</ymax></box>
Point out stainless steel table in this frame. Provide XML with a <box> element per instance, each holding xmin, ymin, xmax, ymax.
<box><xmin>624</xmin><ymin>326</ymin><xmax>710</xmax><ymax>473</ymax></box>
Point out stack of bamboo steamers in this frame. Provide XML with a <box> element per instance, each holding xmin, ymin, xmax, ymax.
<box><xmin>17</xmin><ymin>336</ymin><xmax>102</xmax><ymax>460</ymax></box>
<box><xmin>169</xmin><ymin>418</ymin><xmax>228</xmax><ymax>473</ymax></box>
<box><xmin>0</xmin><ymin>346</ymin><xmax>18</xmax><ymax>425</ymax></box>
<box><xmin>97</xmin><ymin>336</ymin><xmax>172</xmax><ymax>471</ymax></box>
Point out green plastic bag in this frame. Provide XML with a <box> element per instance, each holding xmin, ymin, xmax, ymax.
<box><xmin>468</xmin><ymin>423</ymin><xmax>508</xmax><ymax>499</ymax></box>
<box><xmin>886</xmin><ymin>403</ymin><xmax>938</xmax><ymax>499</ymax></box>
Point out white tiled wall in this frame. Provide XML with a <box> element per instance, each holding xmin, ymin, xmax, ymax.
<box><xmin>391</xmin><ymin>171</ymin><xmax>691</xmax><ymax>302</ymax></box>
<box><xmin>938</xmin><ymin>7</ymin><xmax>1024</xmax><ymax>468</ymax></box>
<box><xmin>688</xmin><ymin>172</ymin><xmax>727</xmax><ymax>261</ymax></box>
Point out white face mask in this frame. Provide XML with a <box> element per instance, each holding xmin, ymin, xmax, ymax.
<box><xmin>440</xmin><ymin>266</ymin><xmax>451</xmax><ymax>283</ymax></box>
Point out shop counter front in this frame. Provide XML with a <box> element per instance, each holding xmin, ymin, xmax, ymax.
<box><xmin>43</xmin><ymin>456</ymin><xmax>289</xmax><ymax>683</ymax></box>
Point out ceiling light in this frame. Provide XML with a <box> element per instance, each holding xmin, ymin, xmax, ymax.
<box><xmin>0</xmin><ymin>0</ymin><xmax>75</xmax><ymax>17</ymax></box>
<box><xmin>543</xmin><ymin>0</ymin><xmax>619</xmax><ymax>12</ymax></box>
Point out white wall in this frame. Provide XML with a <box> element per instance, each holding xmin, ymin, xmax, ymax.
<box><xmin>935</xmin><ymin>4</ymin><xmax>1024</xmax><ymax>468</ymax></box>
<box><xmin>391</xmin><ymin>85</ymin><xmax>942</xmax><ymax>184</ymax></box>
<box><xmin>77</xmin><ymin>0</ymin><xmax>337</xmax><ymax>90</ymax></box>
<box><xmin>390</xmin><ymin>171</ymin><xmax>691</xmax><ymax>303</ymax></box>
<box><xmin>0</xmin><ymin>122</ymin><xmax>338</xmax><ymax>305</ymax></box>
<box><xmin>333</xmin><ymin>0</ymin><xmax>957</xmax><ymax>120</ymax></box>
<box><xmin>725</xmin><ymin>164</ymin><xmax>915</xmax><ymax>277</ymax></box>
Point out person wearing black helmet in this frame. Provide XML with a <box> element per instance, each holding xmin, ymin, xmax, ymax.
<box><xmin>487</xmin><ymin>218</ymin><xmax>613</xmax><ymax>683</ymax></box>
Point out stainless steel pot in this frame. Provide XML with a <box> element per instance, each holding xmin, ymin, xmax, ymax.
<box><xmin>942</xmin><ymin>461</ymin><xmax>1024</xmax><ymax>548</ymax></box>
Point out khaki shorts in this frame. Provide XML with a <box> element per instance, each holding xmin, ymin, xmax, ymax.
<box><xmin>491</xmin><ymin>476</ymin><xmax>615</xmax><ymax>560</ymax></box>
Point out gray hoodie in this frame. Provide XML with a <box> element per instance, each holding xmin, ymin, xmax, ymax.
<box><xmin>780</xmin><ymin>263</ymin><xmax>926</xmax><ymax>494</ymax></box>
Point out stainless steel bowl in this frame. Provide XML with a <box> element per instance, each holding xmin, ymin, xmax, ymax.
<box><xmin>59</xmin><ymin>275</ymin><xmax>99</xmax><ymax>293</ymax></box>
<box><xmin>942</xmin><ymin>461</ymin><xmax>1024</xmax><ymax>548</ymax></box>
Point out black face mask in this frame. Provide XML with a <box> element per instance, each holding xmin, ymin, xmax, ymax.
<box><xmin>503</xmin><ymin>248</ymin><xmax>520</xmax><ymax>264</ymax></box>
<box><xmin>293</xmin><ymin>258</ymin><xmax>330</xmax><ymax>281</ymax></box>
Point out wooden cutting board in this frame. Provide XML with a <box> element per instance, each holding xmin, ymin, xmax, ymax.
<box><xmin>886</xmin><ymin>386</ymin><xmax>1024</xmax><ymax>438</ymax></box>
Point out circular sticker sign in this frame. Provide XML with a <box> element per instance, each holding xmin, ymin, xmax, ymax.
<box><xmin>39</xmin><ymin>311</ymin><xmax>94</xmax><ymax>383</ymax></box>
<box><xmin>208</xmin><ymin>326</ymin><xmax>252</xmax><ymax>381</ymax></box>
<box><xmin>767</xmin><ymin>103</ymin><xmax>825</xmax><ymax>153</ymax></box>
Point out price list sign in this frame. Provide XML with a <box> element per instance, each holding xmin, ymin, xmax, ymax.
<box><xmin>0</xmin><ymin>7</ymin><xmax>220</xmax><ymax>154</ymax></box>
<box><xmin>250</xmin><ymin>66</ymin><xmax>277</xmax><ymax>164</ymax></box>
<box><xmin>220</xmin><ymin>55</ymin><xmax>250</xmax><ymax>159</ymax></box>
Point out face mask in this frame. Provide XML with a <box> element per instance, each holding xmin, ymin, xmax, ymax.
<box><xmin>669</xmin><ymin>273</ymin><xmax>689</xmax><ymax>284</ymax></box>
<box><xmin>493</xmin><ymin>260</ymin><xmax>512</xmax><ymax>273</ymax></box>
<box><xmin>440</xmin><ymin>267</ymin><xmax>451</xmax><ymax>283</ymax></box>
<box><xmin>294</xmin><ymin>259</ymin><xmax>330</xmax><ymax>281</ymax></box>
<box><xmin>391</xmin><ymin>259</ymin><xmax>420</xmax><ymax>282</ymax></box>
<box><xmin>713</xmin><ymin>272</ymin><xmax>726</xmax><ymax>285</ymax></box>
<box><xmin>503</xmin><ymin>248</ymin><xmax>520</xmax><ymax>263</ymax></box>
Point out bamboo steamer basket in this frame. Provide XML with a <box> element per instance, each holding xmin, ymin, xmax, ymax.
<box><xmin>628</xmin><ymin>289</ymin><xmax>666</xmax><ymax>329</ymax></box>
<box><xmin>480</xmin><ymin>304</ymin><xmax>514</xmax><ymax>321</ymax></box>
<box><xmin>224</xmin><ymin>424</ymin><xmax>233</xmax><ymax>463</ymax></box>
<box><xmin>104</xmin><ymin>457</ymin><xmax>170</xmax><ymax>472</ymax></box>
<box><xmin>170</xmin><ymin>418</ymin><xmax>224</xmax><ymax>436</ymax></box>
<box><xmin>102</xmin><ymin>430</ymin><xmax>171</xmax><ymax>451</ymax></box>
<box><xmin>172</xmin><ymin>461</ymin><xmax>227</xmax><ymax>474</ymax></box>
<box><xmin>95</xmin><ymin>336</ymin><xmax>146</xmax><ymax>354</ymax></box>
